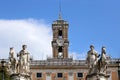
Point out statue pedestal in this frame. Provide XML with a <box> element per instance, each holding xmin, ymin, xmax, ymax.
<box><xmin>10</xmin><ymin>73</ymin><xmax>31</xmax><ymax>80</ymax></box>
<box><xmin>86</xmin><ymin>73</ymin><xmax>110</xmax><ymax>80</ymax></box>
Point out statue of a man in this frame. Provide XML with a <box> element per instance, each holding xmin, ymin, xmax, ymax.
<box><xmin>101</xmin><ymin>46</ymin><xmax>107</xmax><ymax>63</ymax></box>
<box><xmin>9</xmin><ymin>47</ymin><xmax>17</xmax><ymax>73</ymax></box>
<box><xmin>98</xmin><ymin>46</ymin><xmax>108</xmax><ymax>74</ymax></box>
<box><xmin>18</xmin><ymin>45</ymin><xmax>30</xmax><ymax>74</ymax></box>
<box><xmin>86</xmin><ymin>45</ymin><xmax>99</xmax><ymax>74</ymax></box>
<box><xmin>9</xmin><ymin>47</ymin><xmax>15</xmax><ymax>59</ymax></box>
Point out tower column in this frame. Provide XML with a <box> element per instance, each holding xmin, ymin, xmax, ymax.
<box><xmin>63</xmin><ymin>46</ymin><xmax>68</xmax><ymax>58</ymax></box>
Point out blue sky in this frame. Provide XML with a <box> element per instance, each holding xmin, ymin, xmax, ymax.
<box><xmin>0</xmin><ymin>0</ymin><xmax>120</xmax><ymax>59</ymax></box>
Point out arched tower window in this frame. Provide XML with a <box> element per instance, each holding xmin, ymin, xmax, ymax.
<box><xmin>58</xmin><ymin>47</ymin><xmax>62</xmax><ymax>52</ymax></box>
<box><xmin>58</xmin><ymin>30</ymin><xmax>62</xmax><ymax>38</ymax></box>
<box><xmin>58</xmin><ymin>47</ymin><xmax>63</xmax><ymax>58</ymax></box>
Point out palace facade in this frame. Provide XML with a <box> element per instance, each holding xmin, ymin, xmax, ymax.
<box><xmin>29</xmin><ymin>17</ymin><xmax>120</xmax><ymax>80</ymax></box>
<box><xmin>0</xmin><ymin>16</ymin><xmax>120</xmax><ymax>80</ymax></box>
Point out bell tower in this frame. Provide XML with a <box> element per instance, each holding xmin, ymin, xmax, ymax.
<box><xmin>51</xmin><ymin>15</ymin><xmax>69</xmax><ymax>59</ymax></box>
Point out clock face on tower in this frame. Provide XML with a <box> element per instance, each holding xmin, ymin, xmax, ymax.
<box><xmin>56</xmin><ymin>38</ymin><xmax>64</xmax><ymax>46</ymax></box>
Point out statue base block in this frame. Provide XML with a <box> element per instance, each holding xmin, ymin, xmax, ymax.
<box><xmin>86</xmin><ymin>73</ymin><xmax>110</xmax><ymax>80</ymax></box>
<box><xmin>10</xmin><ymin>73</ymin><xmax>31</xmax><ymax>80</ymax></box>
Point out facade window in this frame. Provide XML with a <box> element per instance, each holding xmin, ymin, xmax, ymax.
<box><xmin>77</xmin><ymin>73</ymin><xmax>83</xmax><ymax>78</ymax></box>
<box><xmin>57</xmin><ymin>73</ymin><xmax>63</xmax><ymax>78</ymax></box>
<box><xmin>36</xmin><ymin>73</ymin><xmax>42</xmax><ymax>78</ymax></box>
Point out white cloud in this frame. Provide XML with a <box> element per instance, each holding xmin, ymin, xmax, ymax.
<box><xmin>0</xmin><ymin>19</ymin><xmax>85</xmax><ymax>60</ymax></box>
<box><xmin>0</xmin><ymin>19</ymin><xmax>52</xmax><ymax>60</ymax></box>
<box><xmin>69</xmin><ymin>52</ymin><xmax>87</xmax><ymax>60</ymax></box>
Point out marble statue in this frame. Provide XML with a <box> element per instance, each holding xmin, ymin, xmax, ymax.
<box><xmin>86</xmin><ymin>45</ymin><xmax>100</xmax><ymax>74</ymax></box>
<box><xmin>86</xmin><ymin>45</ymin><xmax>110</xmax><ymax>80</ymax></box>
<box><xmin>98</xmin><ymin>46</ymin><xmax>108</xmax><ymax>74</ymax></box>
<box><xmin>9</xmin><ymin>47</ymin><xmax>18</xmax><ymax>74</ymax></box>
<box><xmin>17</xmin><ymin>45</ymin><xmax>30</xmax><ymax>74</ymax></box>
<box><xmin>8</xmin><ymin>45</ymin><xmax>31</xmax><ymax>80</ymax></box>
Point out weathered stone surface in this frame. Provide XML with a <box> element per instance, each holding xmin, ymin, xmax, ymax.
<box><xmin>11</xmin><ymin>73</ymin><xmax>31</xmax><ymax>80</ymax></box>
<box><xmin>86</xmin><ymin>73</ymin><xmax>110</xmax><ymax>80</ymax></box>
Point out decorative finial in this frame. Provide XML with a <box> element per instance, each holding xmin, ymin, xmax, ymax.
<box><xmin>59</xmin><ymin>1</ymin><xmax>62</xmax><ymax>20</ymax></box>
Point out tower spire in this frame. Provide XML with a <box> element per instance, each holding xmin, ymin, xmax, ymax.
<box><xmin>59</xmin><ymin>1</ymin><xmax>62</xmax><ymax>20</ymax></box>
